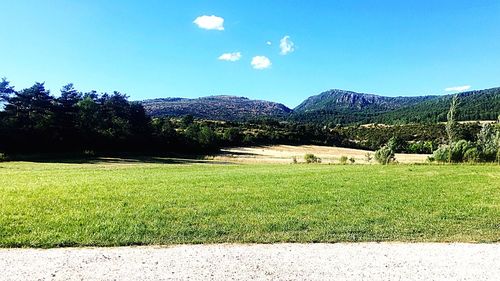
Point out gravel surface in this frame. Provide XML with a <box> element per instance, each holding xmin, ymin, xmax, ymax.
<box><xmin>1</xmin><ymin>243</ymin><xmax>499</xmax><ymax>281</ymax></box>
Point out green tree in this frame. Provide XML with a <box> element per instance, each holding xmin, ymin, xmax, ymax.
<box><xmin>181</xmin><ymin>115</ymin><xmax>194</xmax><ymax>128</ymax></box>
<box><xmin>446</xmin><ymin>95</ymin><xmax>459</xmax><ymax>162</ymax></box>
<box><xmin>477</xmin><ymin>124</ymin><xmax>498</xmax><ymax>161</ymax></box>
<box><xmin>222</xmin><ymin>127</ymin><xmax>241</xmax><ymax>144</ymax></box>
<box><xmin>198</xmin><ymin>126</ymin><xmax>217</xmax><ymax>148</ymax></box>
<box><xmin>56</xmin><ymin>84</ymin><xmax>83</xmax><ymax>146</ymax></box>
<box><xmin>3</xmin><ymin>82</ymin><xmax>55</xmax><ymax>131</ymax></box>
<box><xmin>0</xmin><ymin>78</ymin><xmax>15</xmax><ymax>103</ymax></box>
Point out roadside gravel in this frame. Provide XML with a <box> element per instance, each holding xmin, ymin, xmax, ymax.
<box><xmin>1</xmin><ymin>243</ymin><xmax>498</xmax><ymax>280</ymax></box>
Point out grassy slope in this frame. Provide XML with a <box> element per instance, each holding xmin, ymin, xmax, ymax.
<box><xmin>0</xmin><ymin>161</ymin><xmax>499</xmax><ymax>247</ymax></box>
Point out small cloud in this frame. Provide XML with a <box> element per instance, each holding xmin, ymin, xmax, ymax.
<box><xmin>279</xmin><ymin>35</ymin><xmax>295</xmax><ymax>55</ymax></box>
<box><xmin>266</xmin><ymin>41</ymin><xmax>272</xmax><ymax>46</ymax></box>
<box><xmin>218</xmin><ymin>52</ymin><xmax>241</xmax><ymax>62</ymax></box>
<box><xmin>445</xmin><ymin>85</ymin><xmax>471</xmax><ymax>92</ymax></box>
<box><xmin>193</xmin><ymin>15</ymin><xmax>224</xmax><ymax>31</ymax></box>
<box><xmin>251</xmin><ymin>56</ymin><xmax>271</xmax><ymax>70</ymax></box>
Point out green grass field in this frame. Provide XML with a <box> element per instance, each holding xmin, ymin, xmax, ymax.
<box><xmin>0</xmin><ymin>160</ymin><xmax>499</xmax><ymax>247</ymax></box>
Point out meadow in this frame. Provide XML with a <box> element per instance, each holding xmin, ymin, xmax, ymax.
<box><xmin>0</xmin><ymin>159</ymin><xmax>499</xmax><ymax>247</ymax></box>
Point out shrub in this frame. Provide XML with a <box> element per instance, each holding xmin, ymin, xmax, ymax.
<box><xmin>0</xmin><ymin>153</ymin><xmax>7</xmax><ymax>162</ymax></box>
<box><xmin>451</xmin><ymin>140</ymin><xmax>469</xmax><ymax>162</ymax></box>
<box><xmin>387</xmin><ymin>136</ymin><xmax>406</xmax><ymax>152</ymax></box>
<box><xmin>432</xmin><ymin>140</ymin><xmax>480</xmax><ymax>163</ymax></box>
<box><xmin>450</xmin><ymin>140</ymin><xmax>473</xmax><ymax>162</ymax></box>
<box><xmin>364</xmin><ymin>152</ymin><xmax>373</xmax><ymax>163</ymax></box>
<box><xmin>374</xmin><ymin>146</ymin><xmax>395</xmax><ymax>165</ymax></box>
<box><xmin>349</xmin><ymin>157</ymin><xmax>355</xmax><ymax>164</ymax></box>
<box><xmin>304</xmin><ymin>153</ymin><xmax>321</xmax><ymax>164</ymax></box>
<box><xmin>291</xmin><ymin>156</ymin><xmax>298</xmax><ymax>164</ymax></box>
<box><xmin>407</xmin><ymin>140</ymin><xmax>435</xmax><ymax>154</ymax></box>
<box><xmin>463</xmin><ymin>147</ymin><xmax>480</xmax><ymax>163</ymax></box>
<box><xmin>432</xmin><ymin>145</ymin><xmax>450</xmax><ymax>163</ymax></box>
<box><xmin>339</xmin><ymin>156</ymin><xmax>348</xmax><ymax>165</ymax></box>
<box><xmin>477</xmin><ymin>124</ymin><xmax>498</xmax><ymax>162</ymax></box>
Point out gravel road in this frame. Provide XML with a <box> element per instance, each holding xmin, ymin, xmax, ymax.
<box><xmin>1</xmin><ymin>243</ymin><xmax>499</xmax><ymax>280</ymax></box>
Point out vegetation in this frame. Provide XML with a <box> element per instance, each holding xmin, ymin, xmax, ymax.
<box><xmin>429</xmin><ymin>96</ymin><xmax>500</xmax><ymax>163</ymax></box>
<box><xmin>140</xmin><ymin>88</ymin><xmax>500</xmax><ymax>125</ymax></box>
<box><xmin>0</xmin><ymin>161</ymin><xmax>498</xmax><ymax>247</ymax></box>
<box><xmin>364</xmin><ymin>152</ymin><xmax>373</xmax><ymax>162</ymax></box>
<box><xmin>0</xmin><ymin>78</ymin><xmax>497</xmax><ymax>159</ymax></box>
<box><xmin>304</xmin><ymin>153</ymin><xmax>321</xmax><ymax>163</ymax></box>
<box><xmin>446</xmin><ymin>95</ymin><xmax>459</xmax><ymax>162</ymax></box>
<box><xmin>339</xmin><ymin>155</ymin><xmax>348</xmax><ymax>164</ymax></box>
<box><xmin>292</xmin><ymin>88</ymin><xmax>500</xmax><ymax>125</ymax></box>
<box><xmin>374</xmin><ymin>145</ymin><xmax>395</xmax><ymax>165</ymax></box>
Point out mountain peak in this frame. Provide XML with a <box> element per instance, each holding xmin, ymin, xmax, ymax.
<box><xmin>294</xmin><ymin>89</ymin><xmax>434</xmax><ymax>112</ymax></box>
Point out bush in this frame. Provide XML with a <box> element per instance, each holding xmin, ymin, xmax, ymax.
<box><xmin>432</xmin><ymin>145</ymin><xmax>449</xmax><ymax>163</ymax></box>
<box><xmin>304</xmin><ymin>153</ymin><xmax>321</xmax><ymax>164</ymax></box>
<box><xmin>291</xmin><ymin>156</ymin><xmax>298</xmax><ymax>164</ymax></box>
<box><xmin>339</xmin><ymin>156</ymin><xmax>348</xmax><ymax>164</ymax></box>
<box><xmin>407</xmin><ymin>140</ymin><xmax>435</xmax><ymax>154</ymax></box>
<box><xmin>432</xmin><ymin>140</ymin><xmax>482</xmax><ymax>163</ymax></box>
<box><xmin>463</xmin><ymin>147</ymin><xmax>480</xmax><ymax>163</ymax></box>
<box><xmin>477</xmin><ymin>124</ymin><xmax>498</xmax><ymax>161</ymax></box>
<box><xmin>364</xmin><ymin>152</ymin><xmax>373</xmax><ymax>162</ymax></box>
<box><xmin>349</xmin><ymin>157</ymin><xmax>355</xmax><ymax>164</ymax></box>
<box><xmin>450</xmin><ymin>140</ymin><xmax>473</xmax><ymax>162</ymax></box>
<box><xmin>0</xmin><ymin>153</ymin><xmax>7</xmax><ymax>162</ymax></box>
<box><xmin>374</xmin><ymin>145</ymin><xmax>395</xmax><ymax>165</ymax></box>
<box><xmin>387</xmin><ymin>136</ymin><xmax>406</xmax><ymax>152</ymax></box>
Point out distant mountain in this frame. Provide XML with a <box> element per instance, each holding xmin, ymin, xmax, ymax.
<box><xmin>375</xmin><ymin>87</ymin><xmax>500</xmax><ymax>123</ymax></box>
<box><xmin>292</xmin><ymin>88</ymin><xmax>500</xmax><ymax>124</ymax></box>
<box><xmin>142</xmin><ymin>95</ymin><xmax>292</xmax><ymax>121</ymax></box>
<box><xmin>294</xmin><ymin>89</ymin><xmax>435</xmax><ymax>112</ymax></box>
<box><xmin>141</xmin><ymin>88</ymin><xmax>500</xmax><ymax>124</ymax></box>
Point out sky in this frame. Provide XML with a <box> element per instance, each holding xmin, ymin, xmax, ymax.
<box><xmin>1</xmin><ymin>0</ymin><xmax>500</xmax><ymax>107</ymax></box>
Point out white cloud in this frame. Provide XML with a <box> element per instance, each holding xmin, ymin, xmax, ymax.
<box><xmin>266</xmin><ymin>41</ymin><xmax>272</xmax><ymax>46</ymax></box>
<box><xmin>193</xmin><ymin>15</ymin><xmax>224</xmax><ymax>31</ymax></box>
<box><xmin>251</xmin><ymin>56</ymin><xmax>271</xmax><ymax>70</ymax></box>
<box><xmin>445</xmin><ymin>85</ymin><xmax>471</xmax><ymax>92</ymax></box>
<box><xmin>279</xmin><ymin>35</ymin><xmax>294</xmax><ymax>55</ymax></box>
<box><xmin>218</xmin><ymin>52</ymin><xmax>241</xmax><ymax>62</ymax></box>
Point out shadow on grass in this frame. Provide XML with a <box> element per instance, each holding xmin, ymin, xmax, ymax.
<box><xmin>6</xmin><ymin>153</ymin><xmax>236</xmax><ymax>165</ymax></box>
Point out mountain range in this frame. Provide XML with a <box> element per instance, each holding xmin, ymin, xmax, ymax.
<box><xmin>141</xmin><ymin>87</ymin><xmax>500</xmax><ymax>124</ymax></box>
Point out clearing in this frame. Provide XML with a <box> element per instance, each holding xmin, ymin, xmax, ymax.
<box><xmin>212</xmin><ymin>145</ymin><xmax>428</xmax><ymax>164</ymax></box>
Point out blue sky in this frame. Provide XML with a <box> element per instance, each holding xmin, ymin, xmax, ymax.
<box><xmin>1</xmin><ymin>0</ymin><xmax>500</xmax><ymax>107</ymax></box>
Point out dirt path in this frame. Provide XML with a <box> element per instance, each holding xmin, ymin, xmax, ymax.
<box><xmin>1</xmin><ymin>243</ymin><xmax>498</xmax><ymax>280</ymax></box>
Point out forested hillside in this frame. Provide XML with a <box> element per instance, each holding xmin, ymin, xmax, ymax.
<box><xmin>291</xmin><ymin>88</ymin><xmax>500</xmax><ymax>124</ymax></box>
<box><xmin>294</xmin><ymin>89</ymin><xmax>434</xmax><ymax>112</ymax></box>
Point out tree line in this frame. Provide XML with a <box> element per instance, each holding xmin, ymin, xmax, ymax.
<box><xmin>1</xmin><ymin>79</ymin><xmax>497</xmax><ymax>160</ymax></box>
